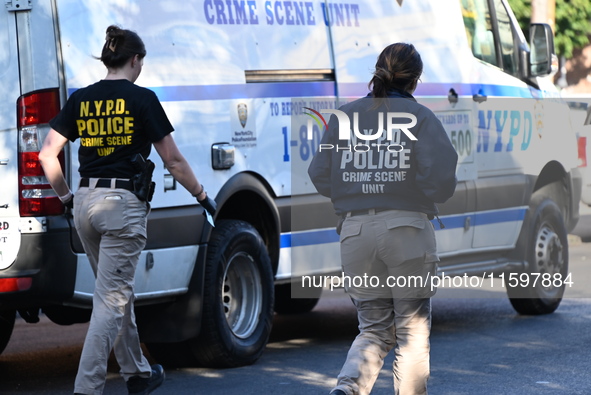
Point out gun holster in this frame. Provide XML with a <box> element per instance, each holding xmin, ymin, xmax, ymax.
<box><xmin>130</xmin><ymin>153</ymin><xmax>156</xmax><ymax>202</ymax></box>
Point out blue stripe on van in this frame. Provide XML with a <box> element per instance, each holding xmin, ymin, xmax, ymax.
<box><xmin>69</xmin><ymin>82</ymin><xmax>337</xmax><ymax>101</ymax></box>
<box><xmin>151</xmin><ymin>81</ymin><xmax>337</xmax><ymax>101</ymax></box>
<box><xmin>281</xmin><ymin>229</ymin><xmax>340</xmax><ymax>249</ymax></box>
<box><xmin>151</xmin><ymin>82</ymin><xmax>533</xmax><ymax>101</ymax></box>
<box><xmin>68</xmin><ymin>81</ymin><xmax>535</xmax><ymax>101</ymax></box>
<box><xmin>280</xmin><ymin>207</ymin><xmax>527</xmax><ymax>248</ymax></box>
<box><xmin>338</xmin><ymin>82</ymin><xmax>534</xmax><ymax>98</ymax></box>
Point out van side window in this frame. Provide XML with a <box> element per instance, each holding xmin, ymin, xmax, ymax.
<box><xmin>494</xmin><ymin>0</ymin><xmax>519</xmax><ymax>76</ymax></box>
<box><xmin>461</xmin><ymin>0</ymin><xmax>498</xmax><ymax>66</ymax></box>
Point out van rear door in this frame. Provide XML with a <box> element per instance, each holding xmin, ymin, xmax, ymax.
<box><xmin>0</xmin><ymin>5</ymin><xmax>23</xmax><ymax>271</ymax></box>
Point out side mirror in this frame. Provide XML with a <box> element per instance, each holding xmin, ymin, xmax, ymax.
<box><xmin>529</xmin><ymin>23</ymin><xmax>555</xmax><ymax>77</ymax></box>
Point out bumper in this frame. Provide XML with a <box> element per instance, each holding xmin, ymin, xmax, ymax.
<box><xmin>0</xmin><ymin>216</ymin><xmax>77</xmax><ymax>310</ymax></box>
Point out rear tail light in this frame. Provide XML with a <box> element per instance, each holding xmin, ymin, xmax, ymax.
<box><xmin>0</xmin><ymin>277</ymin><xmax>33</xmax><ymax>293</ymax></box>
<box><xmin>578</xmin><ymin>136</ymin><xmax>587</xmax><ymax>168</ymax></box>
<box><xmin>16</xmin><ymin>88</ymin><xmax>65</xmax><ymax>217</ymax></box>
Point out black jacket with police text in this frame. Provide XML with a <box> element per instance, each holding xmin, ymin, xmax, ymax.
<box><xmin>308</xmin><ymin>90</ymin><xmax>458</xmax><ymax>216</ymax></box>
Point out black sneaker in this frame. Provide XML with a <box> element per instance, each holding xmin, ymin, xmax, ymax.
<box><xmin>127</xmin><ymin>364</ymin><xmax>165</xmax><ymax>395</ymax></box>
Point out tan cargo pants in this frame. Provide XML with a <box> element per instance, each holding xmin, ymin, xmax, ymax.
<box><xmin>72</xmin><ymin>179</ymin><xmax>152</xmax><ymax>395</ymax></box>
<box><xmin>333</xmin><ymin>209</ymin><xmax>438</xmax><ymax>395</ymax></box>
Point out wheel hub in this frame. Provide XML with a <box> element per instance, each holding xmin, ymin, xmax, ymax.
<box><xmin>534</xmin><ymin>224</ymin><xmax>563</xmax><ymax>280</ymax></box>
<box><xmin>222</xmin><ymin>252</ymin><xmax>262</xmax><ymax>339</ymax></box>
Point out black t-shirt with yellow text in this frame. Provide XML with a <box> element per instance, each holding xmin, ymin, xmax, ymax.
<box><xmin>50</xmin><ymin>79</ymin><xmax>173</xmax><ymax>178</ymax></box>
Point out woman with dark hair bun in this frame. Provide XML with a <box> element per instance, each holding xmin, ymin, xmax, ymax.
<box><xmin>369</xmin><ymin>43</ymin><xmax>423</xmax><ymax>99</ymax></box>
<box><xmin>100</xmin><ymin>25</ymin><xmax>147</xmax><ymax>69</ymax></box>
<box><xmin>39</xmin><ymin>25</ymin><xmax>216</xmax><ymax>395</ymax></box>
<box><xmin>309</xmin><ymin>43</ymin><xmax>458</xmax><ymax>395</ymax></box>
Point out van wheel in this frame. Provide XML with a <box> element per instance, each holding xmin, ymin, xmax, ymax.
<box><xmin>144</xmin><ymin>341</ymin><xmax>198</xmax><ymax>368</ymax></box>
<box><xmin>190</xmin><ymin>220</ymin><xmax>274</xmax><ymax>367</ymax></box>
<box><xmin>507</xmin><ymin>198</ymin><xmax>568</xmax><ymax>315</ymax></box>
<box><xmin>274</xmin><ymin>284</ymin><xmax>321</xmax><ymax>314</ymax></box>
<box><xmin>0</xmin><ymin>309</ymin><xmax>16</xmax><ymax>356</ymax></box>
<box><xmin>43</xmin><ymin>306</ymin><xmax>91</xmax><ymax>325</ymax></box>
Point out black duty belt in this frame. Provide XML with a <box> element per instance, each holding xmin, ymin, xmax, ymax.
<box><xmin>345</xmin><ymin>208</ymin><xmax>391</xmax><ymax>217</ymax></box>
<box><xmin>79</xmin><ymin>178</ymin><xmax>134</xmax><ymax>192</ymax></box>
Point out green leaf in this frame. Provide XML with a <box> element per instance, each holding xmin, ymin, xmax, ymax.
<box><xmin>507</xmin><ymin>0</ymin><xmax>591</xmax><ymax>58</ymax></box>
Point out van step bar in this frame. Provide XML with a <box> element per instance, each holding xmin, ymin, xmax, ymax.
<box><xmin>437</xmin><ymin>259</ymin><xmax>526</xmax><ymax>278</ymax></box>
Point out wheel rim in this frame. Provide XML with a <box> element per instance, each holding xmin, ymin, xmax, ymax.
<box><xmin>222</xmin><ymin>251</ymin><xmax>262</xmax><ymax>339</ymax></box>
<box><xmin>534</xmin><ymin>221</ymin><xmax>564</xmax><ymax>297</ymax></box>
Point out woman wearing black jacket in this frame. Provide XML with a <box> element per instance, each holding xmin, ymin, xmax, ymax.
<box><xmin>309</xmin><ymin>43</ymin><xmax>458</xmax><ymax>395</ymax></box>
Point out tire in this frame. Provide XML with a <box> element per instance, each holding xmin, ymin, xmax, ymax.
<box><xmin>507</xmin><ymin>198</ymin><xmax>568</xmax><ymax>315</ymax></box>
<box><xmin>144</xmin><ymin>341</ymin><xmax>198</xmax><ymax>368</ymax></box>
<box><xmin>274</xmin><ymin>283</ymin><xmax>321</xmax><ymax>314</ymax></box>
<box><xmin>189</xmin><ymin>220</ymin><xmax>274</xmax><ymax>367</ymax></box>
<box><xmin>43</xmin><ymin>306</ymin><xmax>91</xmax><ymax>325</ymax></box>
<box><xmin>0</xmin><ymin>309</ymin><xmax>16</xmax><ymax>356</ymax></box>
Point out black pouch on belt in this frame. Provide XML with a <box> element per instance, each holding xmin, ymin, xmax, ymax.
<box><xmin>130</xmin><ymin>153</ymin><xmax>156</xmax><ymax>202</ymax></box>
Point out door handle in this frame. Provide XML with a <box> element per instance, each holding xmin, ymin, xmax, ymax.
<box><xmin>473</xmin><ymin>89</ymin><xmax>487</xmax><ymax>103</ymax></box>
<box><xmin>448</xmin><ymin>88</ymin><xmax>458</xmax><ymax>104</ymax></box>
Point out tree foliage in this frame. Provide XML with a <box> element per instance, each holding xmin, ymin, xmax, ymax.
<box><xmin>507</xmin><ymin>0</ymin><xmax>591</xmax><ymax>58</ymax></box>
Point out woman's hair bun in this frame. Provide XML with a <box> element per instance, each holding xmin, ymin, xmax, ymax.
<box><xmin>105</xmin><ymin>25</ymin><xmax>124</xmax><ymax>52</ymax></box>
<box><xmin>98</xmin><ymin>25</ymin><xmax>146</xmax><ymax>69</ymax></box>
<box><xmin>374</xmin><ymin>67</ymin><xmax>394</xmax><ymax>83</ymax></box>
<box><xmin>368</xmin><ymin>43</ymin><xmax>423</xmax><ymax>98</ymax></box>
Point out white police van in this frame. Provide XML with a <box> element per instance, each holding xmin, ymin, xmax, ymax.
<box><xmin>0</xmin><ymin>0</ymin><xmax>581</xmax><ymax>366</ymax></box>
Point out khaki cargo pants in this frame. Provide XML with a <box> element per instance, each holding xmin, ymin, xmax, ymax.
<box><xmin>73</xmin><ymin>180</ymin><xmax>152</xmax><ymax>395</ymax></box>
<box><xmin>333</xmin><ymin>209</ymin><xmax>438</xmax><ymax>395</ymax></box>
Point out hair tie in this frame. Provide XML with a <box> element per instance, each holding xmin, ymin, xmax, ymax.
<box><xmin>108</xmin><ymin>38</ymin><xmax>117</xmax><ymax>52</ymax></box>
<box><xmin>105</xmin><ymin>34</ymin><xmax>117</xmax><ymax>52</ymax></box>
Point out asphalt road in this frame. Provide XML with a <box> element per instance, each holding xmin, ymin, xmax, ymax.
<box><xmin>2</xmin><ymin>214</ymin><xmax>591</xmax><ymax>394</ymax></box>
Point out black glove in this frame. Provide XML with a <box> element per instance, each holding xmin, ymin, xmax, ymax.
<box><xmin>198</xmin><ymin>195</ymin><xmax>217</xmax><ymax>217</ymax></box>
<box><xmin>63</xmin><ymin>195</ymin><xmax>74</xmax><ymax>209</ymax></box>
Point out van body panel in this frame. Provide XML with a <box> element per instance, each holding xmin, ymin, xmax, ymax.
<box><xmin>55</xmin><ymin>0</ymin><xmax>337</xmax><ymax>205</ymax></box>
<box><xmin>0</xmin><ymin>0</ymin><xmax>582</xmax><ymax>353</ymax></box>
<box><xmin>0</xmin><ymin>6</ymin><xmax>23</xmax><ymax>270</ymax></box>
